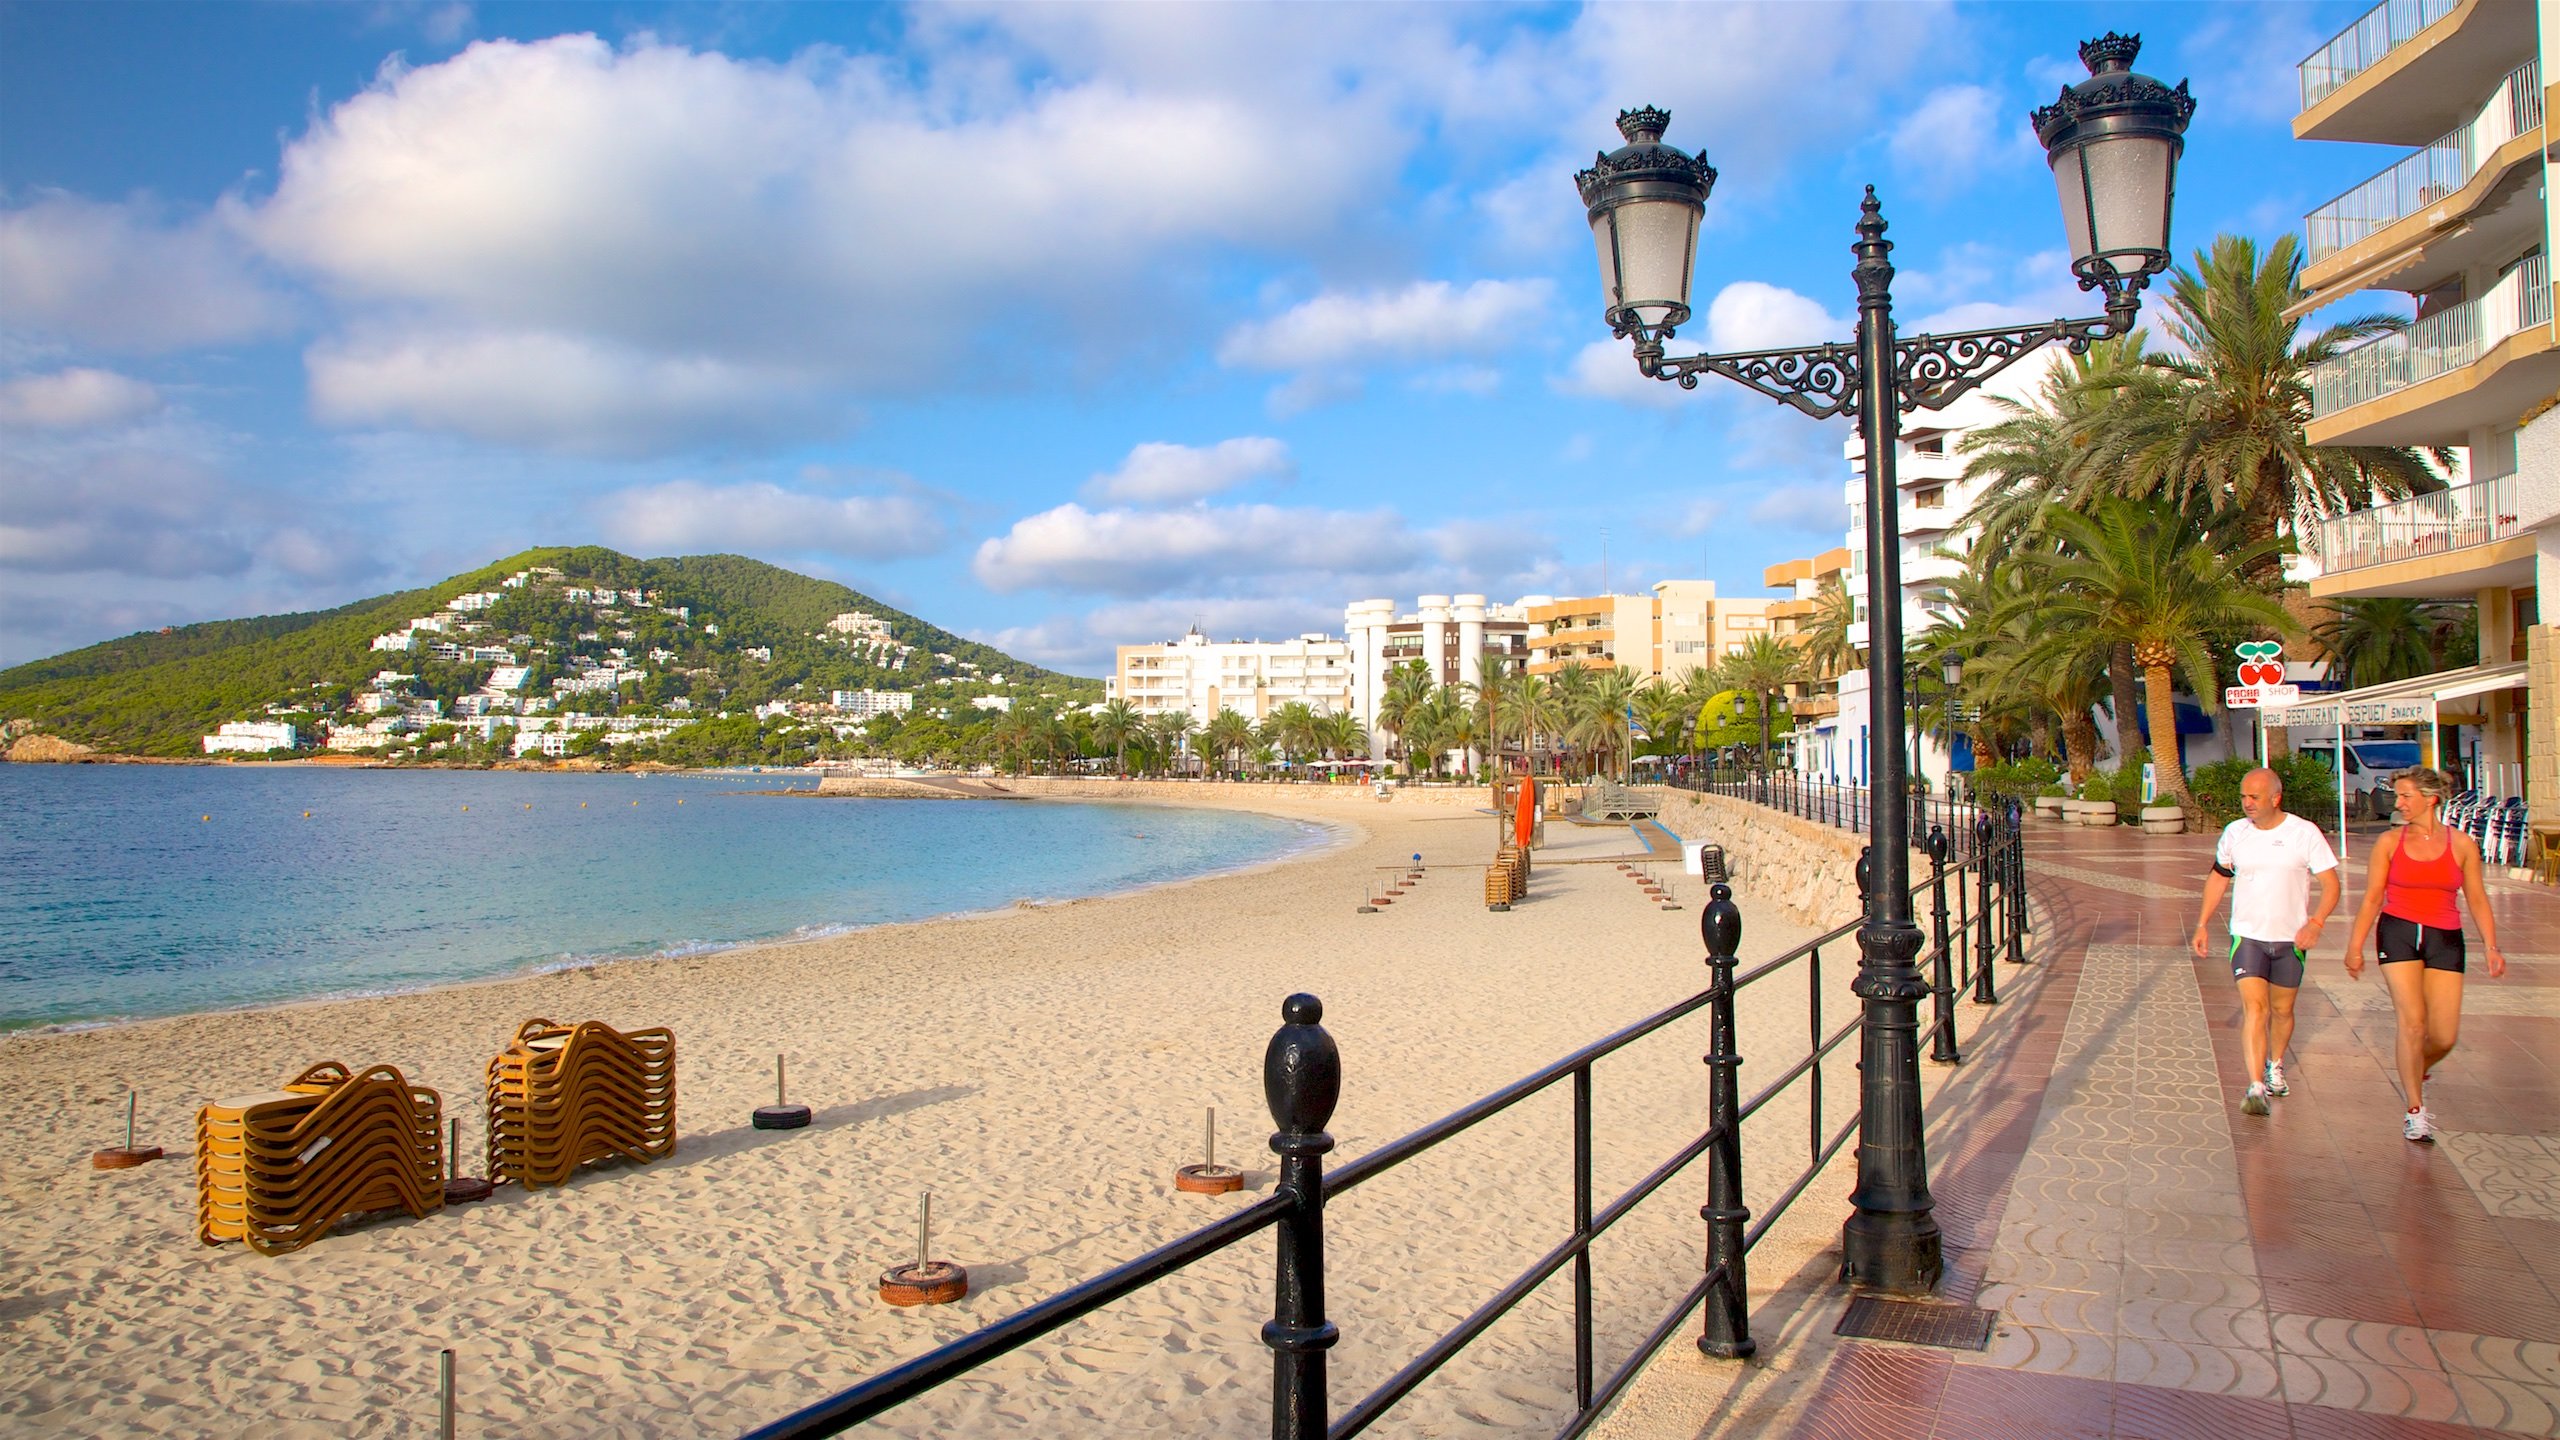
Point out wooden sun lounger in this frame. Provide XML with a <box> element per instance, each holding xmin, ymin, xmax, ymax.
<box><xmin>486</xmin><ymin>1019</ymin><xmax>676</xmax><ymax>1189</ymax></box>
<box><xmin>197</xmin><ymin>1061</ymin><xmax>444</xmax><ymax>1255</ymax></box>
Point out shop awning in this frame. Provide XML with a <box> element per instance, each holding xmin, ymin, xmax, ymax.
<box><xmin>2261</xmin><ymin>660</ymin><xmax>2528</xmax><ymax>729</ymax></box>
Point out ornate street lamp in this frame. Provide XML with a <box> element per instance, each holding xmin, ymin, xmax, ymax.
<box><xmin>1576</xmin><ymin>34</ymin><xmax>2190</xmax><ymax>1299</ymax></box>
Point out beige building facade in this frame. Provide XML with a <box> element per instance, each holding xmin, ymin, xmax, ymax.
<box><xmin>1522</xmin><ymin>583</ymin><xmax>1779</xmax><ymax>680</ymax></box>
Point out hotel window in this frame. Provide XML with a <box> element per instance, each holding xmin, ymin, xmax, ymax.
<box><xmin>1914</xmin><ymin>486</ymin><xmax>1945</xmax><ymax>509</ymax></box>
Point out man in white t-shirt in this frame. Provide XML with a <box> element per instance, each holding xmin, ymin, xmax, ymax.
<box><xmin>2191</xmin><ymin>767</ymin><xmax>2341</xmax><ymax>1117</ymax></box>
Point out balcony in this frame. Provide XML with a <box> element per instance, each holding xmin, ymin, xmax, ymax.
<box><xmin>2296</xmin><ymin>0</ymin><xmax>2534</xmax><ymax>143</ymax></box>
<box><xmin>2304</xmin><ymin>61</ymin><xmax>2541</xmax><ymax>267</ymax></box>
<box><xmin>2305</xmin><ymin>472</ymin><xmax>2533</xmax><ymax>598</ymax></box>
<box><xmin>2308</xmin><ymin>252</ymin><xmax>2554</xmax><ymax>444</ymax></box>
<box><xmin>2300</xmin><ymin>0</ymin><xmax>2459</xmax><ymax>113</ymax></box>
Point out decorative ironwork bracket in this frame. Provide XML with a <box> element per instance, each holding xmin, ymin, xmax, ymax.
<box><xmin>1629</xmin><ymin>312</ymin><xmax>2125</xmax><ymax>421</ymax></box>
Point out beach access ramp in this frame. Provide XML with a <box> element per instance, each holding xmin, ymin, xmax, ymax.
<box><xmin>1578</xmin><ymin>779</ymin><xmax>1660</xmax><ymax>822</ymax></box>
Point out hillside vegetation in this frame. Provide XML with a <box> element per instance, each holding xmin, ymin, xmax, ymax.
<box><xmin>0</xmin><ymin>547</ymin><xmax>1090</xmax><ymax>756</ymax></box>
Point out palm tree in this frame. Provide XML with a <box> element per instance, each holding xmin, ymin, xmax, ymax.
<box><xmin>1316</xmin><ymin>710</ymin><xmax>1367</xmax><ymax>764</ymax></box>
<box><xmin>2088</xmin><ymin>234</ymin><xmax>2448</xmax><ymax>575</ymax></box>
<box><xmin>1201</xmin><ymin>709</ymin><xmax>1254</xmax><ymax>776</ymax></box>
<box><xmin>1801</xmin><ymin>576</ymin><xmax>1862</xmax><ymax>681</ymax></box>
<box><xmin>1441</xmin><ymin>689</ymin><xmax>1482</xmax><ymax>777</ymax></box>
<box><xmin>1469</xmin><ymin>652</ymin><xmax>1515</xmax><ymax>776</ymax></box>
<box><xmin>1560</xmin><ymin>666</ymin><xmax>1639</xmax><ymax>781</ymax></box>
<box><xmin>1720</xmin><ymin>633</ymin><xmax>1802</xmax><ymax>771</ymax></box>
<box><xmin>1266</xmin><ymin>702</ymin><xmax>1319</xmax><ymax>766</ymax></box>
<box><xmin>1516</xmin><ymin>675</ymin><xmax>1563</xmax><ymax>775</ymax></box>
<box><xmin>1633</xmin><ymin>679</ymin><xmax>1688</xmax><ymax>766</ymax></box>
<box><xmin>1548</xmin><ymin>665</ymin><xmax>1598</xmax><ymax>777</ymax></box>
<box><xmin>1092</xmin><ymin>699</ymin><xmax>1141</xmax><ymax>777</ymax></box>
<box><xmin>2004</xmin><ymin>498</ymin><xmax>2297</xmax><ymax>809</ymax></box>
<box><xmin>2311</xmin><ymin>597</ymin><xmax>2460</xmax><ymax>690</ymax></box>
<box><xmin>1150</xmin><ymin>710</ymin><xmax>1197</xmax><ymax>775</ymax></box>
<box><xmin>1375</xmin><ymin>660</ymin><xmax>1433</xmax><ymax>772</ymax></box>
<box><xmin>1958</xmin><ymin>333</ymin><xmax>2149</xmax><ymax>753</ymax></box>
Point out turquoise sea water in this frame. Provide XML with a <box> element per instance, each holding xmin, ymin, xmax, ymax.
<box><xmin>0</xmin><ymin>767</ymin><xmax>1327</xmax><ymax>1030</ymax></box>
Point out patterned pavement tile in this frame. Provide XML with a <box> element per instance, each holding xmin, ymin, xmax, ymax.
<box><xmin>2439</xmin><ymin>1130</ymin><xmax>2560</xmax><ymax>1220</ymax></box>
<box><xmin>2445</xmin><ymin>1372</ymin><xmax>2560</xmax><ymax>1436</ymax></box>
<box><xmin>2428</xmin><ymin>1330</ymin><xmax>2560</xmax><ymax>1386</ymax></box>
<box><xmin>2108</xmin><ymin>1382</ymin><xmax>2293</xmax><ymax>1440</ymax></box>
<box><xmin>2276</xmin><ymin>1354</ymin><xmax>2471</xmax><ymax>1425</ymax></box>
<box><xmin>2110</xmin><ymin>1335</ymin><xmax>2285</xmax><ymax>1397</ymax></box>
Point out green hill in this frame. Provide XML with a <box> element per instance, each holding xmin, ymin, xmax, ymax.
<box><xmin>0</xmin><ymin>547</ymin><xmax>1094</xmax><ymax>756</ymax></box>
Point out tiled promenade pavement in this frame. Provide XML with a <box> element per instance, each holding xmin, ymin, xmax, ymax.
<box><xmin>1786</xmin><ymin>816</ymin><xmax>2560</xmax><ymax>1439</ymax></box>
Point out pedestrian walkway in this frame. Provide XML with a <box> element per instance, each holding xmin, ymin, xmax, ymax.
<box><xmin>1615</xmin><ymin>814</ymin><xmax>2560</xmax><ymax>1439</ymax></box>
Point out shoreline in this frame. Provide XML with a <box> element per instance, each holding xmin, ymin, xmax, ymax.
<box><xmin>1</xmin><ymin>784</ymin><xmax>1359</xmax><ymax>1040</ymax></box>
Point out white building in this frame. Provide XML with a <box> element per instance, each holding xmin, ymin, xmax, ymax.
<box><xmin>833</xmin><ymin>689</ymin><xmax>914</xmax><ymax>719</ymax></box>
<box><xmin>1341</xmin><ymin>594</ymin><xmax>1549</xmax><ymax>734</ymax></box>
<box><xmin>1803</xmin><ymin>346</ymin><xmax>2255</xmax><ymax>788</ymax></box>
<box><xmin>450</xmin><ymin>591</ymin><xmax>502</xmax><ymax>612</ymax></box>
<box><xmin>201</xmin><ymin>721</ymin><xmax>297</xmax><ymax>754</ymax></box>
<box><xmin>1113</xmin><ymin>625</ymin><xmax>1356</xmax><ymax>727</ymax></box>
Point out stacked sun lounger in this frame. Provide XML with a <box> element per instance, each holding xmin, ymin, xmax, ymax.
<box><xmin>1486</xmin><ymin>843</ymin><xmax>1529</xmax><ymax>907</ymax></box>
<box><xmin>197</xmin><ymin>1061</ymin><xmax>444</xmax><ymax>1255</ymax></box>
<box><xmin>485</xmin><ymin>1018</ymin><xmax>676</xmax><ymax>1189</ymax></box>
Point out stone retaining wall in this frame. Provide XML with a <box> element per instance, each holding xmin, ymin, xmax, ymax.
<box><xmin>1651</xmin><ymin>788</ymin><xmax>1930</xmax><ymax>932</ymax></box>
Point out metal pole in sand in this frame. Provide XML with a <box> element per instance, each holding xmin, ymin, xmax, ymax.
<box><xmin>443</xmin><ymin>1116</ymin><xmax>493</xmax><ymax>1203</ymax></box>
<box><xmin>755</xmin><ymin>1052</ymin><xmax>812</xmax><ymax>1129</ymax></box>
<box><xmin>91</xmin><ymin>1090</ymin><xmax>162</xmax><ymax>1169</ymax></box>
<box><xmin>1177</xmin><ymin>1105</ymin><xmax>1243</xmax><ymax>1193</ymax></box>
<box><xmin>439</xmin><ymin>1348</ymin><xmax>456</xmax><ymax>1440</ymax></box>
<box><xmin>879</xmin><ymin>1191</ymin><xmax>968</xmax><ymax>1304</ymax></box>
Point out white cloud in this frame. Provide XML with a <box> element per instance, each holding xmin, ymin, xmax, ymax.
<box><xmin>0</xmin><ymin>449</ymin><xmax>253</xmax><ymax>579</ymax></box>
<box><xmin>595</xmin><ymin>478</ymin><xmax>952</xmax><ymax>558</ymax></box>
<box><xmin>1218</xmin><ymin>279</ymin><xmax>1551</xmax><ymax>371</ymax></box>
<box><xmin>306</xmin><ymin>329</ymin><xmax>846</xmax><ymax>456</ymax></box>
<box><xmin>1552</xmin><ymin>337</ymin><xmax>1687</xmax><ymax>409</ymax></box>
<box><xmin>1748</xmin><ymin>483</ymin><xmax>1848</xmax><ymax>536</ymax></box>
<box><xmin>1265</xmin><ymin>371</ymin><xmax>1365</xmax><ymax>418</ymax></box>
<box><xmin>236</xmin><ymin>32</ymin><xmax>1414</xmax><ymax>452</ymax></box>
<box><xmin>1671</xmin><ymin>499</ymin><xmax>1724</xmax><ymax>537</ymax></box>
<box><xmin>974</xmin><ymin>501</ymin><xmax>1419</xmax><ymax>597</ymax></box>
<box><xmin>0</xmin><ymin>368</ymin><xmax>164</xmax><ymax>430</ymax></box>
<box><xmin>1886</xmin><ymin>85</ymin><xmax>2015</xmax><ymax>190</ymax></box>
<box><xmin>1705</xmin><ymin>281</ymin><xmax>1847</xmax><ymax>353</ymax></box>
<box><xmin>979</xmin><ymin>595</ymin><xmax>1341</xmax><ymax>676</ymax></box>
<box><xmin>0</xmin><ymin>194</ymin><xmax>293</xmax><ymax>353</ymax></box>
<box><xmin>1083</xmin><ymin>438</ymin><xmax>1293</xmax><ymax>506</ymax></box>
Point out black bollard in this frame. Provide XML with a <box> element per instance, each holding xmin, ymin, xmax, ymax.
<box><xmin>1697</xmin><ymin>885</ymin><xmax>1756</xmax><ymax>1358</ymax></box>
<box><xmin>1972</xmin><ymin>814</ymin><xmax>1999</xmax><ymax>1006</ymax></box>
<box><xmin>1926</xmin><ymin>827</ymin><xmax>1959</xmax><ymax>1065</ymax></box>
<box><xmin>2006</xmin><ymin>802</ymin><xmax>2030</xmax><ymax>962</ymax></box>
<box><xmin>1264</xmin><ymin>994</ymin><xmax>1340</xmax><ymax>1440</ymax></box>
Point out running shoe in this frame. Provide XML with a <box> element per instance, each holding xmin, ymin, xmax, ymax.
<box><xmin>2404</xmin><ymin>1107</ymin><xmax>2436</xmax><ymax>1143</ymax></box>
<box><xmin>2241</xmin><ymin>1084</ymin><xmax>2270</xmax><ymax>1117</ymax></box>
<box><xmin>2264</xmin><ymin>1061</ymin><xmax>2289</xmax><ymax>1097</ymax></box>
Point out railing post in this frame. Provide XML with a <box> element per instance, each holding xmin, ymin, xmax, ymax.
<box><xmin>1264</xmin><ymin>994</ymin><xmax>1341</xmax><ymax>1440</ymax></box>
<box><xmin>1926</xmin><ymin>827</ymin><xmax>1959</xmax><ymax>1064</ymax></box>
<box><xmin>1697</xmin><ymin>884</ymin><xmax>1755</xmax><ymax>1359</ymax></box>
<box><xmin>1971</xmin><ymin>815</ymin><xmax>1998</xmax><ymax>1006</ymax></box>
<box><xmin>2005</xmin><ymin>801</ymin><xmax>2029</xmax><ymax>964</ymax></box>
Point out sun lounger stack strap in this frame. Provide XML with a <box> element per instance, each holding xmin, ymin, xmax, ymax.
<box><xmin>485</xmin><ymin>1018</ymin><xmax>676</xmax><ymax>1189</ymax></box>
<box><xmin>196</xmin><ymin>1061</ymin><xmax>444</xmax><ymax>1255</ymax></box>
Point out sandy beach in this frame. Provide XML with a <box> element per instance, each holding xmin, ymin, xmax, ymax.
<box><xmin>0</xmin><ymin>781</ymin><xmax>1892</xmax><ymax>1438</ymax></box>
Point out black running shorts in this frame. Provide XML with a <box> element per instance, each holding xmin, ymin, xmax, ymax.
<box><xmin>2230</xmin><ymin>937</ymin><xmax>2305</xmax><ymax>989</ymax></box>
<box><xmin>2376</xmin><ymin>914</ymin><xmax>2466</xmax><ymax>973</ymax></box>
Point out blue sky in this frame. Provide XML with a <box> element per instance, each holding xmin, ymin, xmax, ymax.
<box><xmin>1</xmin><ymin>0</ymin><xmax>2403</xmax><ymax>676</ymax></box>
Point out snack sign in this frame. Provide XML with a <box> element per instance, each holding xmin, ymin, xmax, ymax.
<box><xmin>2224</xmin><ymin>640</ymin><xmax>2299</xmax><ymax>708</ymax></box>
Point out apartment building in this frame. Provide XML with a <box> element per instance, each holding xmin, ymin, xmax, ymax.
<box><xmin>1112</xmin><ymin>625</ymin><xmax>1355</xmax><ymax>727</ymax></box>
<box><xmin>2288</xmin><ymin>0</ymin><xmax>2557</xmax><ymax>804</ymax></box>
<box><xmin>1524</xmin><ymin>582</ymin><xmax>1778</xmax><ymax>680</ymax></box>
<box><xmin>1342</xmin><ymin>594</ymin><xmax>1542</xmax><ymax>720</ymax></box>
<box><xmin>1764</xmin><ymin>547</ymin><xmax>1856</xmax><ymax>734</ymax></box>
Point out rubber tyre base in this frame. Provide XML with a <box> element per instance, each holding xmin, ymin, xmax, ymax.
<box><xmin>1174</xmin><ymin>1164</ymin><xmax>1244</xmax><ymax>1195</ymax></box>
<box><xmin>753</xmin><ymin>1104</ymin><xmax>813</xmax><ymax>1130</ymax></box>
<box><xmin>880</xmin><ymin>1261</ymin><xmax>969</xmax><ymax>1306</ymax></box>
<box><xmin>91</xmin><ymin>1147</ymin><xmax>162</xmax><ymax>1170</ymax></box>
<box><xmin>444</xmin><ymin>1176</ymin><xmax>496</xmax><ymax>1203</ymax></box>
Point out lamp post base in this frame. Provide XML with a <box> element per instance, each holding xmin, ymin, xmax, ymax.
<box><xmin>1841</xmin><ymin>1210</ymin><xmax>1943</xmax><ymax>1295</ymax></box>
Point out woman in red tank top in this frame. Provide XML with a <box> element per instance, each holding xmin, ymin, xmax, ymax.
<box><xmin>2343</xmin><ymin>767</ymin><xmax>2506</xmax><ymax>1143</ymax></box>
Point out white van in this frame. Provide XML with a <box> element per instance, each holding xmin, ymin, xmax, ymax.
<box><xmin>2293</xmin><ymin>739</ymin><xmax>2427</xmax><ymax>819</ymax></box>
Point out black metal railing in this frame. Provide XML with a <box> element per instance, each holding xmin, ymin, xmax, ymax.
<box><xmin>738</xmin><ymin>819</ymin><xmax>2029</xmax><ymax>1440</ymax></box>
<box><xmin>1669</xmin><ymin>770</ymin><xmax>1997</xmax><ymax>861</ymax></box>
